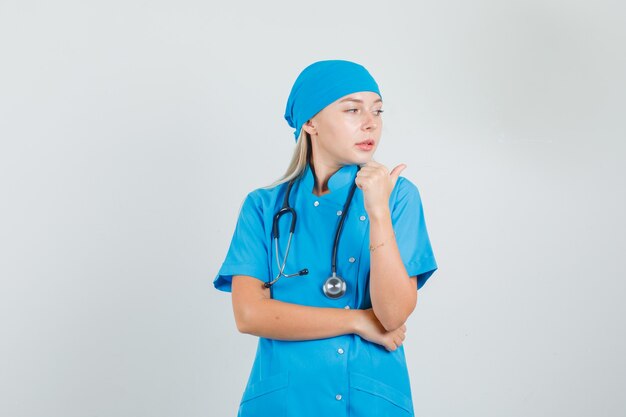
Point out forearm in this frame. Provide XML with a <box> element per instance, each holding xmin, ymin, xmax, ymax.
<box><xmin>239</xmin><ymin>297</ymin><xmax>361</xmax><ymax>341</ymax></box>
<box><xmin>368</xmin><ymin>208</ymin><xmax>417</xmax><ymax>331</ymax></box>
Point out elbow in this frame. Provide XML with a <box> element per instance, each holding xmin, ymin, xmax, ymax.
<box><xmin>235</xmin><ymin>315</ymin><xmax>249</xmax><ymax>334</ymax></box>
<box><xmin>231</xmin><ymin>275</ymin><xmax>269</xmax><ymax>335</ymax></box>
<box><xmin>373</xmin><ymin>307</ymin><xmax>406</xmax><ymax>332</ymax></box>
<box><xmin>233</xmin><ymin>304</ymin><xmax>254</xmax><ymax>334</ymax></box>
<box><xmin>376</xmin><ymin>300</ymin><xmax>417</xmax><ymax>332</ymax></box>
<box><xmin>380</xmin><ymin>315</ymin><xmax>407</xmax><ymax>332</ymax></box>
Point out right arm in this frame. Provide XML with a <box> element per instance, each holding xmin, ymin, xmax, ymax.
<box><xmin>231</xmin><ymin>275</ymin><xmax>407</xmax><ymax>351</ymax></box>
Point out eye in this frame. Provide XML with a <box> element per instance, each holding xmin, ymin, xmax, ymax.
<box><xmin>346</xmin><ymin>108</ymin><xmax>384</xmax><ymax>115</ymax></box>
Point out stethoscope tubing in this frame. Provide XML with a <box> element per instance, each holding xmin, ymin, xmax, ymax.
<box><xmin>265</xmin><ymin>166</ymin><xmax>360</xmax><ymax>297</ymax></box>
<box><xmin>331</xmin><ymin>175</ymin><xmax>359</xmax><ymax>275</ymax></box>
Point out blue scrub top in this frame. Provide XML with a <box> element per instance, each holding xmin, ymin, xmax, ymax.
<box><xmin>214</xmin><ymin>162</ymin><xmax>438</xmax><ymax>417</ymax></box>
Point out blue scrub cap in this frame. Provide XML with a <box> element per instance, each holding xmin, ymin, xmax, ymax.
<box><xmin>284</xmin><ymin>59</ymin><xmax>382</xmax><ymax>142</ymax></box>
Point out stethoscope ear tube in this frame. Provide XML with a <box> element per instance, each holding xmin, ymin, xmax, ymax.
<box><xmin>331</xmin><ymin>168</ymin><xmax>360</xmax><ymax>276</ymax></box>
<box><xmin>272</xmin><ymin>207</ymin><xmax>296</xmax><ymax>238</ymax></box>
<box><xmin>272</xmin><ymin>179</ymin><xmax>298</xmax><ymax>239</ymax></box>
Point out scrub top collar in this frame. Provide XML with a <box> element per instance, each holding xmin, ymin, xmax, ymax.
<box><xmin>300</xmin><ymin>161</ymin><xmax>360</xmax><ymax>205</ymax></box>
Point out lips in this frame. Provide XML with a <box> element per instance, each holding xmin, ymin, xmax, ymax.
<box><xmin>355</xmin><ymin>139</ymin><xmax>375</xmax><ymax>152</ymax></box>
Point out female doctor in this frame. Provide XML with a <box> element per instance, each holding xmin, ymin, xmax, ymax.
<box><xmin>213</xmin><ymin>59</ymin><xmax>438</xmax><ymax>417</ymax></box>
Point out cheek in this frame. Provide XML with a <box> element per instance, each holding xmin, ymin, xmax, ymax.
<box><xmin>324</xmin><ymin>121</ymin><xmax>353</xmax><ymax>140</ymax></box>
<box><xmin>339</xmin><ymin>119</ymin><xmax>363</xmax><ymax>136</ymax></box>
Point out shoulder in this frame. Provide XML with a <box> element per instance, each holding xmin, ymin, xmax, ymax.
<box><xmin>240</xmin><ymin>182</ymin><xmax>288</xmax><ymax>215</ymax></box>
<box><xmin>389</xmin><ymin>176</ymin><xmax>430</xmax><ymax>227</ymax></box>
<box><xmin>390</xmin><ymin>176</ymin><xmax>422</xmax><ymax>209</ymax></box>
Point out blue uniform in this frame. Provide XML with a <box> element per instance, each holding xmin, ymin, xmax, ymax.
<box><xmin>214</xmin><ymin>162</ymin><xmax>438</xmax><ymax>417</ymax></box>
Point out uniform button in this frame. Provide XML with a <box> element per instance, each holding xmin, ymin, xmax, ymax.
<box><xmin>336</xmin><ymin>394</ymin><xmax>342</xmax><ymax>401</ymax></box>
<box><xmin>336</xmin><ymin>210</ymin><xmax>342</xmax><ymax>216</ymax></box>
<box><xmin>348</xmin><ymin>257</ymin><xmax>356</xmax><ymax>263</ymax></box>
<box><xmin>314</xmin><ymin>201</ymin><xmax>320</xmax><ymax>207</ymax></box>
<box><xmin>337</xmin><ymin>348</ymin><xmax>344</xmax><ymax>354</ymax></box>
<box><xmin>344</xmin><ymin>305</ymin><xmax>351</xmax><ymax>309</ymax></box>
<box><xmin>359</xmin><ymin>215</ymin><xmax>366</xmax><ymax>221</ymax></box>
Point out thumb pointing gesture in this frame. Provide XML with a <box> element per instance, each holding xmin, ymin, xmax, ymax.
<box><xmin>390</xmin><ymin>163</ymin><xmax>407</xmax><ymax>188</ymax></box>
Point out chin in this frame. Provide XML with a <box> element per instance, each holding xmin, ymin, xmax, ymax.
<box><xmin>352</xmin><ymin>153</ymin><xmax>375</xmax><ymax>165</ymax></box>
<box><xmin>338</xmin><ymin>151</ymin><xmax>375</xmax><ymax>166</ymax></box>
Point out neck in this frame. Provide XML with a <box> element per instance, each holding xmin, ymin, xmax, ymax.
<box><xmin>309</xmin><ymin>157</ymin><xmax>341</xmax><ymax>197</ymax></box>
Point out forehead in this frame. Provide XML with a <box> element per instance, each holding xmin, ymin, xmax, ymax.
<box><xmin>334</xmin><ymin>91</ymin><xmax>383</xmax><ymax>105</ymax></box>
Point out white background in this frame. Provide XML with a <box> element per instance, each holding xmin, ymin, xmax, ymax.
<box><xmin>1</xmin><ymin>1</ymin><xmax>624</xmax><ymax>416</ymax></box>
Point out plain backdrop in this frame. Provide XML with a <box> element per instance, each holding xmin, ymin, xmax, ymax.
<box><xmin>1</xmin><ymin>1</ymin><xmax>625</xmax><ymax>416</ymax></box>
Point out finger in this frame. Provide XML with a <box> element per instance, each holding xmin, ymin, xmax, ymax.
<box><xmin>390</xmin><ymin>164</ymin><xmax>407</xmax><ymax>184</ymax></box>
<box><xmin>361</xmin><ymin>160</ymin><xmax>377</xmax><ymax>169</ymax></box>
<box><xmin>358</xmin><ymin>164</ymin><xmax>379</xmax><ymax>175</ymax></box>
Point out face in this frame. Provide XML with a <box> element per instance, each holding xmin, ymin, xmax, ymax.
<box><xmin>303</xmin><ymin>91</ymin><xmax>383</xmax><ymax>167</ymax></box>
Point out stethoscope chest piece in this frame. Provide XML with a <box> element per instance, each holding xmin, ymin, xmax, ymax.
<box><xmin>323</xmin><ymin>273</ymin><xmax>347</xmax><ymax>299</ymax></box>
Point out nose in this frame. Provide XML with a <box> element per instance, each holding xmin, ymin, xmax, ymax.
<box><xmin>362</xmin><ymin>111</ymin><xmax>378</xmax><ymax>130</ymax></box>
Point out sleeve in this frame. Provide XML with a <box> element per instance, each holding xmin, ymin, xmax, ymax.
<box><xmin>390</xmin><ymin>177</ymin><xmax>438</xmax><ymax>290</ymax></box>
<box><xmin>213</xmin><ymin>192</ymin><xmax>270</xmax><ymax>293</ymax></box>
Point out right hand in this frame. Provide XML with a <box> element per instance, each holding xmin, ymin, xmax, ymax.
<box><xmin>354</xmin><ymin>308</ymin><xmax>406</xmax><ymax>352</ymax></box>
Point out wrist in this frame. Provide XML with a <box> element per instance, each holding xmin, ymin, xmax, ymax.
<box><xmin>349</xmin><ymin>309</ymin><xmax>364</xmax><ymax>336</ymax></box>
<box><xmin>367</xmin><ymin>207</ymin><xmax>390</xmax><ymax>221</ymax></box>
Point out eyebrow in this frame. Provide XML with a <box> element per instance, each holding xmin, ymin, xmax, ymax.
<box><xmin>338</xmin><ymin>97</ymin><xmax>383</xmax><ymax>104</ymax></box>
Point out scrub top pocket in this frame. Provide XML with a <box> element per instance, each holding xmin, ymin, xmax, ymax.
<box><xmin>238</xmin><ymin>371</ymin><xmax>289</xmax><ymax>417</ymax></box>
<box><xmin>348</xmin><ymin>371</ymin><xmax>414</xmax><ymax>417</ymax></box>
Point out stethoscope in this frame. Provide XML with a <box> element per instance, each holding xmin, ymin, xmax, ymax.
<box><xmin>264</xmin><ymin>166</ymin><xmax>361</xmax><ymax>299</ymax></box>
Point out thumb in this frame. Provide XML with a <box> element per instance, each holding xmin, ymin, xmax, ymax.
<box><xmin>389</xmin><ymin>164</ymin><xmax>407</xmax><ymax>186</ymax></box>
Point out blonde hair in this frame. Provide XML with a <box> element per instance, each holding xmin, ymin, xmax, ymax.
<box><xmin>262</xmin><ymin>128</ymin><xmax>312</xmax><ymax>190</ymax></box>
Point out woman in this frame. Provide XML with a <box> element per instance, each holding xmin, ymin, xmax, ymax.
<box><xmin>214</xmin><ymin>59</ymin><xmax>438</xmax><ymax>417</ymax></box>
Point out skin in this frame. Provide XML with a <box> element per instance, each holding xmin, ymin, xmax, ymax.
<box><xmin>231</xmin><ymin>91</ymin><xmax>417</xmax><ymax>352</ymax></box>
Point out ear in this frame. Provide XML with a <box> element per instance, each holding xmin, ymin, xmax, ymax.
<box><xmin>301</xmin><ymin>119</ymin><xmax>317</xmax><ymax>136</ymax></box>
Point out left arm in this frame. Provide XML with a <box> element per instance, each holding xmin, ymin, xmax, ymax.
<box><xmin>355</xmin><ymin>161</ymin><xmax>417</xmax><ymax>332</ymax></box>
<box><xmin>368</xmin><ymin>208</ymin><xmax>417</xmax><ymax>331</ymax></box>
